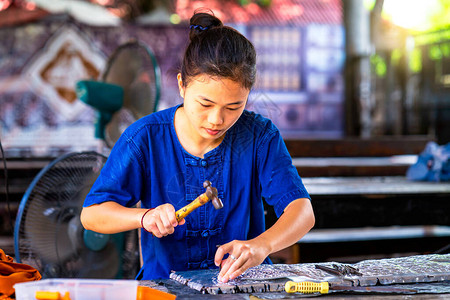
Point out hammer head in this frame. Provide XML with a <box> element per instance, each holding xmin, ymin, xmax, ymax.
<box><xmin>203</xmin><ymin>180</ymin><xmax>223</xmax><ymax>210</ymax></box>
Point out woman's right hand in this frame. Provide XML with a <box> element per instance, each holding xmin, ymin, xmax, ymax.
<box><xmin>141</xmin><ymin>203</ymin><xmax>185</xmax><ymax>238</ymax></box>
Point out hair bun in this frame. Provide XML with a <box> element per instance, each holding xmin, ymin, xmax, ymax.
<box><xmin>189</xmin><ymin>10</ymin><xmax>223</xmax><ymax>41</ymax></box>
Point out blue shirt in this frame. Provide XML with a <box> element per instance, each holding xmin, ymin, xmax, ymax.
<box><xmin>83</xmin><ymin>104</ymin><xmax>310</xmax><ymax>280</ymax></box>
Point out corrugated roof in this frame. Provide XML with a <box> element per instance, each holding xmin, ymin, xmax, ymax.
<box><xmin>175</xmin><ymin>0</ymin><xmax>342</xmax><ymax>26</ymax></box>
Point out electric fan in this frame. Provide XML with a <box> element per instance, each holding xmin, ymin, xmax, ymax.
<box><xmin>76</xmin><ymin>39</ymin><xmax>161</xmax><ymax>148</ymax></box>
<box><xmin>14</xmin><ymin>152</ymin><xmax>140</xmax><ymax>279</ymax></box>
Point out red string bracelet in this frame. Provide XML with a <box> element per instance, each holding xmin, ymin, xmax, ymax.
<box><xmin>141</xmin><ymin>208</ymin><xmax>154</xmax><ymax>233</ymax></box>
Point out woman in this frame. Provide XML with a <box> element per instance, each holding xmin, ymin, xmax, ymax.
<box><xmin>81</xmin><ymin>10</ymin><xmax>315</xmax><ymax>282</ymax></box>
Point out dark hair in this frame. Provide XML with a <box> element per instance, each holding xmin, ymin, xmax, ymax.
<box><xmin>180</xmin><ymin>10</ymin><xmax>256</xmax><ymax>90</ymax></box>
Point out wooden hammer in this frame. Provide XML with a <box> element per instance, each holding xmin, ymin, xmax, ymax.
<box><xmin>175</xmin><ymin>180</ymin><xmax>223</xmax><ymax>222</ymax></box>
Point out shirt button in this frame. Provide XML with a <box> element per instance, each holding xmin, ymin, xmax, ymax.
<box><xmin>201</xmin><ymin>230</ymin><xmax>209</xmax><ymax>237</ymax></box>
<box><xmin>201</xmin><ymin>160</ymin><xmax>207</xmax><ymax>167</ymax></box>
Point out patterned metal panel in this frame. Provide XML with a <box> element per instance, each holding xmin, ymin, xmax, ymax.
<box><xmin>170</xmin><ymin>254</ymin><xmax>450</xmax><ymax>294</ymax></box>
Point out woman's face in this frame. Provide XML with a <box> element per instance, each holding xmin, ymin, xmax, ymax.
<box><xmin>177</xmin><ymin>73</ymin><xmax>250</xmax><ymax>142</ymax></box>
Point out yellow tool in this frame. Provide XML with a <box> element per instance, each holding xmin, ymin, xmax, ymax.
<box><xmin>285</xmin><ymin>280</ymin><xmax>417</xmax><ymax>294</ymax></box>
<box><xmin>285</xmin><ymin>281</ymin><xmax>329</xmax><ymax>294</ymax></box>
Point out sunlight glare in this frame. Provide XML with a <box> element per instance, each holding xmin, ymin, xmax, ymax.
<box><xmin>383</xmin><ymin>0</ymin><xmax>441</xmax><ymax>31</ymax></box>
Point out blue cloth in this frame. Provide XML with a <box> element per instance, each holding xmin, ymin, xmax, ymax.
<box><xmin>83</xmin><ymin>104</ymin><xmax>310</xmax><ymax>280</ymax></box>
<box><xmin>406</xmin><ymin>141</ymin><xmax>450</xmax><ymax>182</ymax></box>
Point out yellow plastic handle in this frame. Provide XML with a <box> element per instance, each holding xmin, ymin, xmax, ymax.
<box><xmin>285</xmin><ymin>281</ymin><xmax>329</xmax><ymax>294</ymax></box>
<box><xmin>35</xmin><ymin>291</ymin><xmax>71</xmax><ymax>300</ymax></box>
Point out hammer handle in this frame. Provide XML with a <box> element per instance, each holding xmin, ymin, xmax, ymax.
<box><xmin>176</xmin><ymin>193</ymin><xmax>210</xmax><ymax>222</ymax></box>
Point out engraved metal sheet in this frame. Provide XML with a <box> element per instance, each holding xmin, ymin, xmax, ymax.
<box><xmin>169</xmin><ymin>254</ymin><xmax>450</xmax><ymax>294</ymax></box>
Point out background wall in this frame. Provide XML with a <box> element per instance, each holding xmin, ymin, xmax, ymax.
<box><xmin>0</xmin><ymin>8</ymin><xmax>345</xmax><ymax>157</ymax></box>
<box><xmin>0</xmin><ymin>16</ymin><xmax>189</xmax><ymax>157</ymax></box>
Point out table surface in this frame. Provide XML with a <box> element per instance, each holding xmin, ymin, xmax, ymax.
<box><xmin>141</xmin><ymin>254</ymin><xmax>450</xmax><ymax>299</ymax></box>
<box><xmin>140</xmin><ymin>279</ymin><xmax>450</xmax><ymax>299</ymax></box>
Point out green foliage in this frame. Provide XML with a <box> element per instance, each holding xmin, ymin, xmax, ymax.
<box><xmin>441</xmin><ymin>43</ymin><xmax>450</xmax><ymax>57</ymax></box>
<box><xmin>371</xmin><ymin>49</ymin><xmax>423</xmax><ymax>76</ymax></box>
<box><xmin>429</xmin><ymin>0</ymin><xmax>450</xmax><ymax>31</ymax></box>
<box><xmin>428</xmin><ymin>43</ymin><xmax>450</xmax><ymax>60</ymax></box>
<box><xmin>239</xmin><ymin>0</ymin><xmax>251</xmax><ymax>5</ymax></box>
<box><xmin>391</xmin><ymin>49</ymin><xmax>402</xmax><ymax>66</ymax></box>
<box><xmin>415</xmin><ymin>29</ymin><xmax>450</xmax><ymax>46</ymax></box>
<box><xmin>430</xmin><ymin>45</ymin><xmax>443</xmax><ymax>60</ymax></box>
<box><xmin>371</xmin><ymin>54</ymin><xmax>387</xmax><ymax>77</ymax></box>
<box><xmin>409</xmin><ymin>48</ymin><xmax>422</xmax><ymax>73</ymax></box>
<box><xmin>238</xmin><ymin>0</ymin><xmax>271</xmax><ymax>7</ymax></box>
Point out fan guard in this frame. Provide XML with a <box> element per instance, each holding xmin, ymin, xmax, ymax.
<box><xmin>14</xmin><ymin>152</ymin><xmax>139</xmax><ymax>279</ymax></box>
<box><xmin>103</xmin><ymin>40</ymin><xmax>161</xmax><ymax>148</ymax></box>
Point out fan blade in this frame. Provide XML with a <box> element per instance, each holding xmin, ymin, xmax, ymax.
<box><xmin>104</xmin><ymin>108</ymin><xmax>135</xmax><ymax>148</ymax></box>
<box><xmin>102</xmin><ymin>40</ymin><xmax>160</xmax><ymax>147</ymax></box>
<box><xmin>25</xmin><ymin>204</ymin><xmax>78</xmax><ymax>263</ymax></box>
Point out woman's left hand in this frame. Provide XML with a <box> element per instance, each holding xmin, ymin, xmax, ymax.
<box><xmin>214</xmin><ymin>238</ymin><xmax>271</xmax><ymax>283</ymax></box>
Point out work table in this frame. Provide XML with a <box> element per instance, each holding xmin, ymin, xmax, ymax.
<box><xmin>140</xmin><ymin>279</ymin><xmax>450</xmax><ymax>299</ymax></box>
<box><xmin>139</xmin><ymin>254</ymin><xmax>450</xmax><ymax>299</ymax></box>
